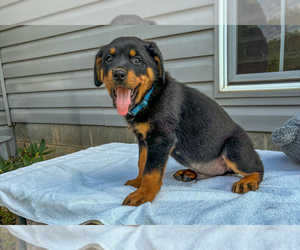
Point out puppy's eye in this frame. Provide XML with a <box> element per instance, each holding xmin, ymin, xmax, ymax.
<box><xmin>132</xmin><ymin>56</ymin><xmax>142</xmax><ymax>65</ymax></box>
<box><xmin>105</xmin><ymin>55</ymin><xmax>113</xmax><ymax>63</ymax></box>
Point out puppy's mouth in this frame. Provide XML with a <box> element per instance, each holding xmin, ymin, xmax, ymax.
<box><xmin>112</xmin><ymin>85</ymin><xmax>139</xmax><ymax>116</ymax></box>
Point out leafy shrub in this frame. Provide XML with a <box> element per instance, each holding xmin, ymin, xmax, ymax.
<box><xmin>0</xmin><ymin>139</ymin><xmax>53</xmax><ymax>174</ymax></box>
<box><xmin>0</xmin><ymin>139</ymin><xmax>54</xmax><ymax>225</ymax></box>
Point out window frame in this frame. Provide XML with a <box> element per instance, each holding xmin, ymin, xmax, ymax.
<box><xmin>214</xmin><ymin>0</ymin><xmax>300</xmax><ymax>98</ymax></box>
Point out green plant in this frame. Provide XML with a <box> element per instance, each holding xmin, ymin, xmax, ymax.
<box><xmin>0</xmin><ymin>139</ymin><xmax>54</xmax><ymax>225</ymax></box>
<box><xmin>0</xmin><ymin>139</ymin><xmax>54</xmax><ymax>174</ymax></box>
<box><xmin>0</xmin><ymin>207</ymin><xmax>16</xmax><ymax>225</ymax></box>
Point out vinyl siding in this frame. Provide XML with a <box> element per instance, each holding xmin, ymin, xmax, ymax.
<box><xmin>0</xmin><ymin>25</ymin><xmax>214</xmax><ymax>127</ymax></box>
<box><xmin>0</xmin><ymin>0</ymin><xmax>213</xmax><ymax>25</ymax></box>
<box><xmin>0</xmin><ymin>0</ymin><xmax>298</xmax><ymax>133</ymax></box>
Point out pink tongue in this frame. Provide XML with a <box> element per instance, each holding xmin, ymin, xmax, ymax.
<box><xmin>116</xmin><ymin>86</ymin><xmax>131</xmax><ymax>116</ymax></box>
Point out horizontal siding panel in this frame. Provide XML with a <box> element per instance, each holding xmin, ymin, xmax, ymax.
<box><xmin>0</xmin><ymin>0</ymin><xmax>20</xmax><ymax>8</ymax></box>
<box><xmin>1</xmin><ymin>26</ymin><xmax>212</xmax><ymax>63</ymax></box>
<box><xmin>152</xmin><ymin>5</ymin><xmax>214</xmax><ymax>25</ymax></box>
<box><xmin>224</xmin><ymin>106</ymin><xmax>299</xmax><ymax>132</ymax></box>
<box><xmin>25</xmin><ymin>0</ymin><xmax>213</xmax><ymax>25</ymax></box>
<box><xmin>0</xmin><ymin>0</ymin><xmax>99</xmax><ymax>25</ymax></box>
<box><xmin>10</xmin><ymin>108</ymin><xmax>126</xmax><ymax>126</ymax></box>
<box><xmin>0</xmin><ymin>25</ymin><xmax>18</xmax><ymax>32</ymax></box>
<box><xmin>5</xmin><ymin>70</ymin><xmax>95</xmax><ymax>94</ymax></box>
<box><xmin>8</xmin><ymin>89</ymin><xmax>107</xmax><ymax>108</ymax></box>
<box><xmin>3</xmin><ymin>50</ymin><xmax>96</xmax><ymax>78</ymax></box>
<box><xmin>166</xmin><ymin>57</ymin><xmax>213</xmax><ymax>83</ymax></box>
<box><xmin>187</xmin><ymin>82</ymin><xmax>214</xmax><ymax>98</ymax></box>
<box><xmin>151</xmin><ymin>29</ymin><xmax>213</xmax><ymax>60</ymax></box>
<box><xmin>104</xmin><ymin>109</ymin><xmax>127</xmax><ymax>127</ymax></box>
<box><xmin>0</xmin><ymin>25</ymin><xmax>92</xmax><ymax>47</ymax></box>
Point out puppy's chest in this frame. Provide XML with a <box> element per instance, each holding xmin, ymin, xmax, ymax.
<box><xmin>129</xmin><ymin>122</ymin><xmax>151</xmax><ymax>140</ymax></box>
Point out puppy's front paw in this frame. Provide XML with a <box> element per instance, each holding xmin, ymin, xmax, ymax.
<box><xmin>122</xmin><ymin>189</ymin><xmax>155</xmax><ymax>206</ymax></box>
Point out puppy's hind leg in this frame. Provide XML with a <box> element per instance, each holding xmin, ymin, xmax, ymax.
<box><xmin>222</xmin><ymin>132</ymin><xmax>264</xmax><ymax>194</ymax></box>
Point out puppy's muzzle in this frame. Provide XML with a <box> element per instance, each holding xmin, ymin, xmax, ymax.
<box><xmin>113</xmin><ymin>68</ymin><xmax>127</xmax><ymax>82</ymax></box>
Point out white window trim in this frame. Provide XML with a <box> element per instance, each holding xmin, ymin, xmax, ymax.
<box><xmin>218</xmin><ymin>0</ymin><xmax>300</xmax><ymax>94</ymax></box>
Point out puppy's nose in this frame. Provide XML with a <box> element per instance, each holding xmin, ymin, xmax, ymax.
<box><xmin>113</xmin><ymin>69</ymin><xmax>127</xmax><ymax>81</ymax></box>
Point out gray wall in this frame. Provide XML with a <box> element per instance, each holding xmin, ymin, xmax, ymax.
<box><xmin>0</xmin><ymin>25</ymin><xmax>216</xmax><ymax>127</ymax></box>
<box><xmin>0</xmin><ymin>0</ymin><xmax>299</xmax><ymax>143</ymax></box>
<box><xmin>1</xmin><ymin>24</ymin><xmax>298</xmax><ymax>133</ymax></box>
<box><xmin>0</xmin><ymin>0</ymin><xmax>213</xmax><ymax>25</ymax></box>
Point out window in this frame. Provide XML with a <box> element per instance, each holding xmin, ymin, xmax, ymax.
<box><xmin>217</xmin><ymin>0</ymin><xmax>300</xmax><ymax>96</ymax></box>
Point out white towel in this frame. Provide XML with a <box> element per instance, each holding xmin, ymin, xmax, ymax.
<box><xmin>0</xmin><ymin>143</ymin><xmax>299</xmax><ymax>225</ymax></box>
<box><xmin>5</xmin><ymin>225</ymin><xmax>300</xmax><ymax>250</ymax></box>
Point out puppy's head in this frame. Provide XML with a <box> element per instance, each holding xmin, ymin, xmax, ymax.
<box><xmin>94</xmin><ymin>37</ymin><xmax>164</xmax><ymax>116</ymax></box>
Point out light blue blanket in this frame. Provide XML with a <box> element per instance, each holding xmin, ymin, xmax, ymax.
<box><xmin>0</xmin><ymin>143</ymin><xmax>299</xmax><ymax>225</ymax></box>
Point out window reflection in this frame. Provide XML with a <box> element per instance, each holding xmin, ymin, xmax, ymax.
<box><xmin>237</xmin><ymin>25</ymin><xmax>271</xmax><ymax>74</ymax></box>
<box><xmin>284</xmin><ymin>25</ymin><xmax>300</xmax><ymax>71</ymax></box>
<box><xmin>236</xmin><ymin>0</ymin><xmax>300</xmax><ymax>74</ymax></box>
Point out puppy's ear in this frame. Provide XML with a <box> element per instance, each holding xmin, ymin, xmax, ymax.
<box><xmin>94</xmin><ymin>49</ymin><xmax>103</xmax><ymax>87</ymax></box>
<box><xmin>146</xmin><ymin>41</ymin><xmax>165</xmax><ymax>83</ymax></box>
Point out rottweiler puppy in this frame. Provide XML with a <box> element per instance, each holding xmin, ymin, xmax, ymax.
<box><xmin>94</xmin><ymin>37</ymin><xmax>264</xmax><ymax>206</ymax></box>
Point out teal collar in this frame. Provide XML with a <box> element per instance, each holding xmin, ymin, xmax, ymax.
<box><xmin>128</xmin><ymin>85</ymin><xmax>155</xmax><ymax>116</ymax></box>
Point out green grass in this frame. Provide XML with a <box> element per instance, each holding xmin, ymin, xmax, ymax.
<box><xmin>0</xmin><ymin>207</ymin><xmax>17</xmax><ymax>225</ymax></box>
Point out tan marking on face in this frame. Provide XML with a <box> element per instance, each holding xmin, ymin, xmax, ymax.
<box><xmin>110</xmin><ymin>48</ymin><xmax>115</xmax><ymax>55</ymax></box>
<box><xmin>121</xmin><ymin>69</ymin><xmax>151</xmax><ymax>105</ymax></box>
<box><xmin>102</xmin><ymin>67</ymin><xmax>155</xmax><ymax>106</ymax></box>
<box><xmin>134</xmin><ymin>68</ymin><xmax>155</xmax><ymax>105</ymax></box>
<box><xmin>103</xmin><ymin>70</ymin><xmax>114</xmax><ymax>93</ymax></box>
<box><xmin>125</xmin><ymin>70</ymin><xmax>140</xmax><ymax>89</ymax></box>
<box><xmin>147</xmin><ymin>67</ymin><xmax>155</xmax><ymax>80</ymax></box>
<box><xmin>130</xmin><ymin>49</ymin><xmax>136</xmax><ymax>57</ymax></box>
<box><xmin>95</xmin><ymin>57</ymin><xmax>102</xmax><ymax>82</ymax></box>
<box><xmin>100</xmin><ymin>68</ymin><xmax>104</xmax><ymax>82</ymax></box>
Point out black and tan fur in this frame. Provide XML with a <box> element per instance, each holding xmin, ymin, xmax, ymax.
<box><xmin>94</xmin><ymin>37</ymin><xmax>264</xmax><ymax>206</ymax></box>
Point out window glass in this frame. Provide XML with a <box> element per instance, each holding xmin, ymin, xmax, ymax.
<box><xmin>236</xmin><ymin>0</ymin><xmax>300</xmax><ymax>74</ymax></box>
<box><xmin>237</xmin><ymin>0</ymin><xmax>281</xmax><ymax>25</ymax></box>
<box><xmin>285</xmin><ymin>0</ymin><xmax>300</xmax><ymax>25</ymax></box>
<box><xmin>237</xmin><ymin>25</ymin><xmax>281</xmax><ymax>74</ymax></box>
<box><xmin>284</xmin><ymin>0</ymin><xmax>300</xmax><ymax>71</ymax></box>
<box><xmin>284</xmin><ymin>25</ymin><xmax>300</xmax><ymax>71</ymax></box>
